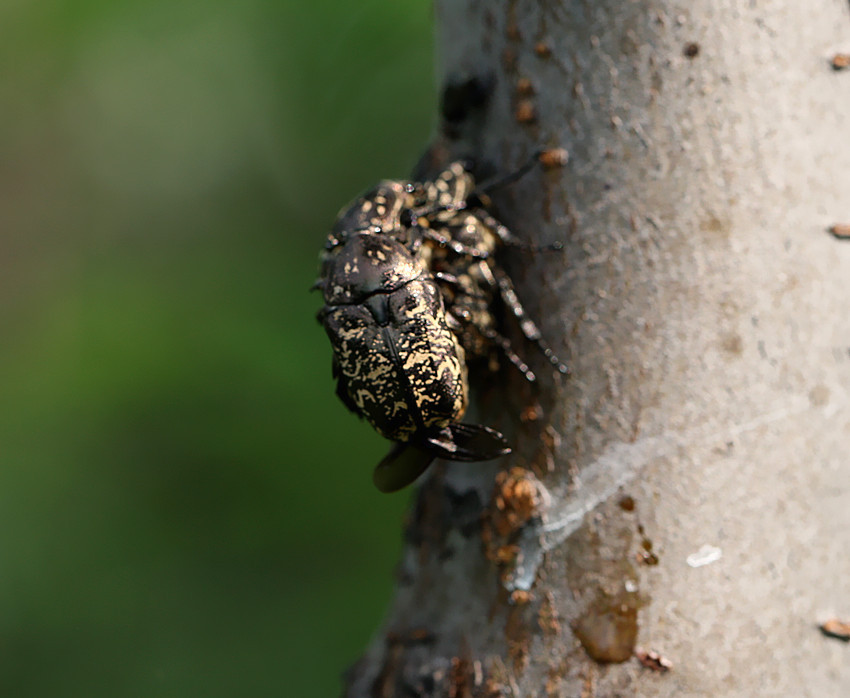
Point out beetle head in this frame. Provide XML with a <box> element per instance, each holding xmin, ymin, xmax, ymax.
<box><xmin>322</xmin><ymin>233</ymin><xmax>422</xmax><ymax>305</ymax></box>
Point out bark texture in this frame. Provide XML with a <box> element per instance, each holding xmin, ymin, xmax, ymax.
<box><xmin>345</xmin><ymin>1</ymin><xmax>850</xmax><ymax>695</ymax></box>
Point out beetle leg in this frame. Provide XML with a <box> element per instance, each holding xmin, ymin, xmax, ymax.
<box><xmin>471</xmin><ymin>209</ymin><xmax>524</xmax><ymax>247</ymax></box>
<box><xmin>473</xmin><ymin>209</ymin><xmax>565</xmax><ymax>252</ymax></box>
<box><xmin>475</xmin><ymin>149</ymin><xmax>543</xmax><ymax>195</ymax></box>
<box><xmin>491</xmin><ymin>267</ymin><xmax>570</xmax><ymax>375</ymax></box>
<box><xmin>422</xmin><ymin>226</ymin><xmax>489</xmax><ymax>258</ymax></box>
<box><xmin>433</xmin><ymin>271</ymin><xmax>460</xmax><ymax>285</ymax></box>
<box><xmin>481</xmin><ymin>326</ymin><xmax>537</xmax><ymax>382</ymax></box>
<box><xmin>445</xmin><ymin>311</ymin><xmax>464</xmax><ymax>333</ymax></box>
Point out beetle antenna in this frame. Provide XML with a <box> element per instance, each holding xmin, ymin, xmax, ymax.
<box><xmin>475</xmin><ymin>150</ymin><xmax>543</xmax><ymax>195</ymax></box>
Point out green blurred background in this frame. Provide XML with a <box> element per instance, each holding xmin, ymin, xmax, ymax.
<box><xmin>0</xmin><ymin>1</ymin><xmax>435</xmax><ymax>695</ymax></box>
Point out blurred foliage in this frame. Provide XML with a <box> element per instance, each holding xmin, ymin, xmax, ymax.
<box><xmin>0</xmin><ymin>1</ymin><xmax>435</xmax><ymax>695</ymax></box>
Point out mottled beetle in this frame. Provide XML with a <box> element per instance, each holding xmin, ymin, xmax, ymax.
<box><xmin>316</xmin><ymin>228</ymin><xmax>510</xmax><ymax>492</ymax></box>
<box><xmin>315</xmin><ymin>157</ymin><xmax>567</xmax><ymax>492</ymax></box>
<box><xmin>402</xmin><ymin>161</ymin><xmax>568</xmax><ymax>382</ymax></box>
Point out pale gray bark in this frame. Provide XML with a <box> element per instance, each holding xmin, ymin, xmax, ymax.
<box><xmin>345</xmin><ymin>1</ymin><xmax>850</xmax><ymax>696</ymax></box>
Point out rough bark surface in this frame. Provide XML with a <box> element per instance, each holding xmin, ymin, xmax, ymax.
<box><xmin>345</xmin><ymin>1</ymin><xmax>850</xmax><ymax>696</ymax></box>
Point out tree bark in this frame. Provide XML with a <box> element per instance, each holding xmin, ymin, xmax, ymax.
<box><xmin>344</xmin><ymin>1</ymin><xmax>850</xmax><ymax>695</ymax></box>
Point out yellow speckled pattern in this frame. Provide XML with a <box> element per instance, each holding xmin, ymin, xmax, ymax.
<box><xmin>322</xmin><ymin>275</ymin><xmax>467</xmax><ymax>442</ymax></box>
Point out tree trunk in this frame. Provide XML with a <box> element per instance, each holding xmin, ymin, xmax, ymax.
<box><xmin>344</xmin><ymin>1</ymin><xmax>850</xmax><ymax>695</ymax></box>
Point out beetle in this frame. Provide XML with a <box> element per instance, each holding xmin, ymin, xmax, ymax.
<box><xmin>316</xmin><ymin>156</ymin><xmax>567</xmax><ymax>491</ymax></box>
<box><xmin>377</xmin><ymin>159</ymin><xmax>569</xmax><ymax>382</ymax></box>
<box><xmin>316</xmin><ymin>230</ymin><xmax>510</xmax><ymax>492</ymax></box>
